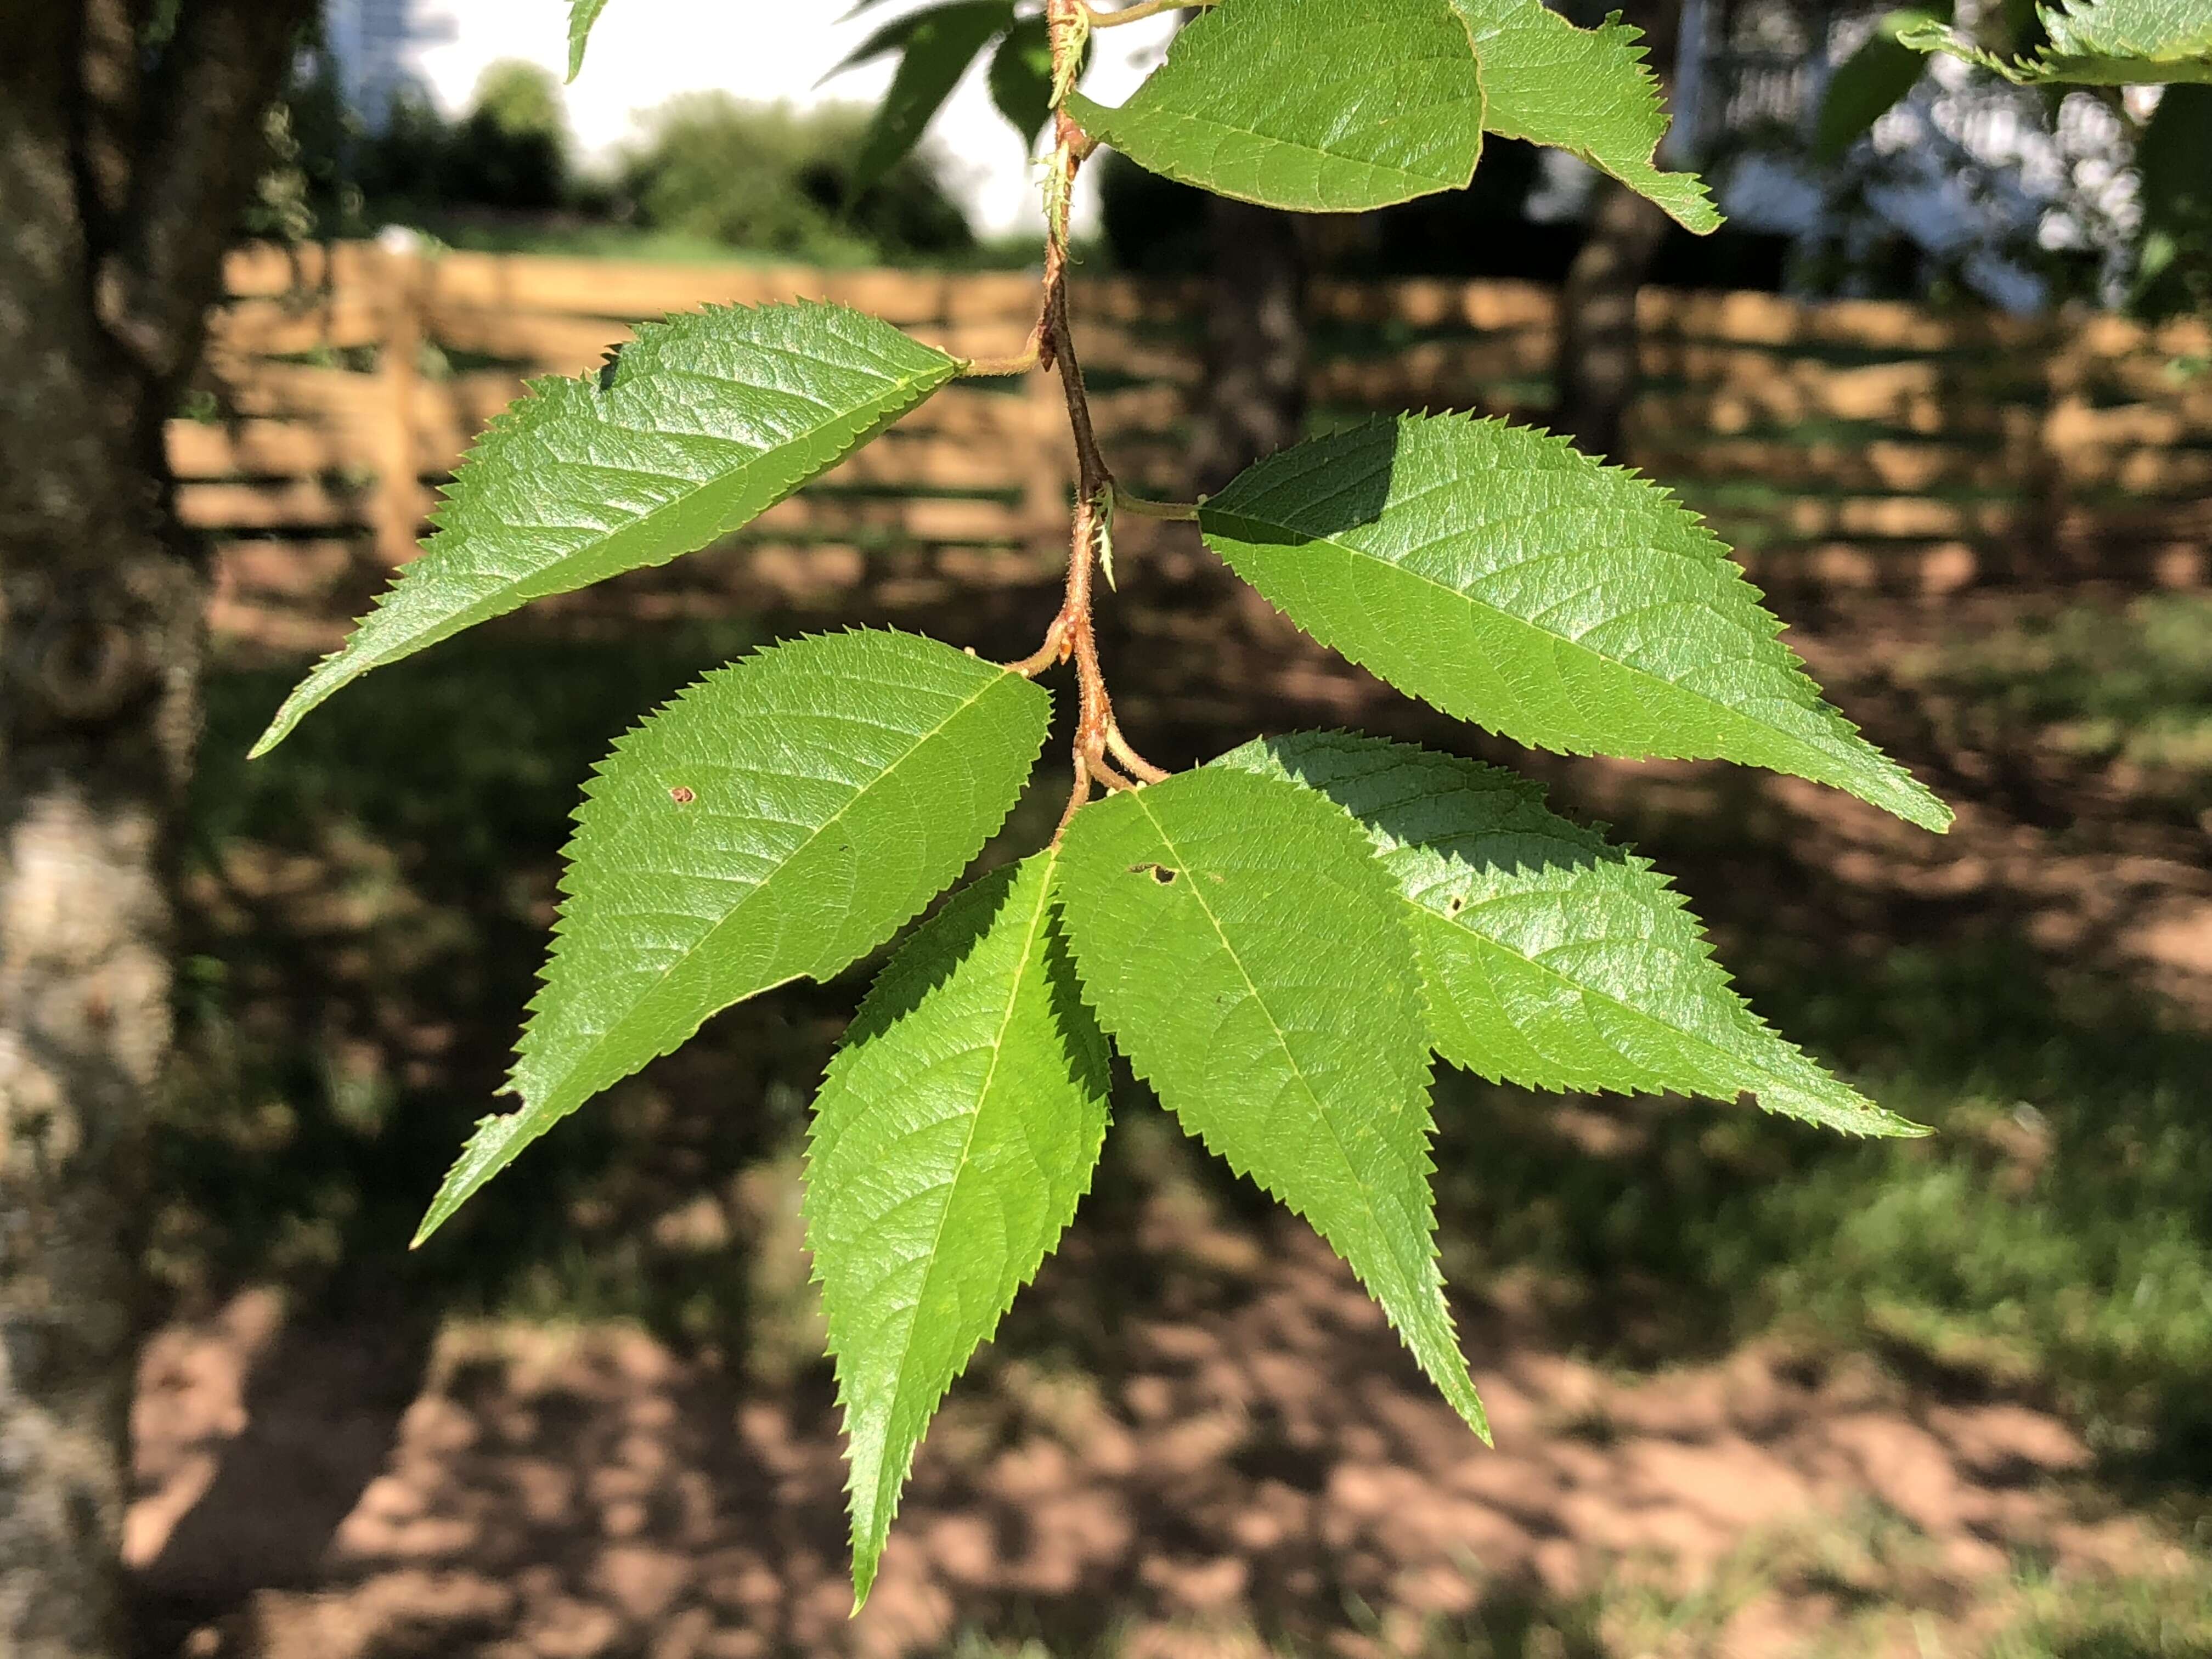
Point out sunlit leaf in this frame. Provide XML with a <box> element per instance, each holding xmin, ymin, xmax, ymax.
<box><xmin>1056</xmin><ymin>768</ymin><xmax>1489</xmax><ymax>1440</ymax></box>
<box><xmin>1201</xmin><ymin>414</ymin><xmax>1951</xmax><ymax>832</ymax></box>
<box><xmin>1066</xmin><ymin>0</ymin><xmax>1487</xmax><ymax>212</ymax></box>
<box><xmin>415</xmin><ymin>629</ymin><xmax>1049</xmax><ymax>1244</ymax></box>
<box><xmin>1446</xmin><ymin>0</ymin><xmax>1719</xmax><ymax>232</ymax></box>
<box><xmin>809</xmin><ymin>851</ymin><xmax>1109</xmax><ymax>1605</ymax></box>
<box><xmin>1220</xmin><ymin>732</ymin><xmax>1927</xmax><ymax>1137</ymax></box>
<box><xmin>250</xmin><ymin>303</ymin><xmax>959</xmax><ymax>757</ymax></box>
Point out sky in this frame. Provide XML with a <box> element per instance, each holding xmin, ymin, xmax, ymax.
<box><xmin>396</xmin><ymin>1</ymin><xmax>1180</xmax><ymax>235</ymax></box>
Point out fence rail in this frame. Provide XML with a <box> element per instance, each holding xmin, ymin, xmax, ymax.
<box><xmin>183</xmin><ymin>242</ymin><xmax>2212</xmax><ymax>649</ymax></box>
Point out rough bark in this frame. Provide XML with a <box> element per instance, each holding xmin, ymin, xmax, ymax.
<box><xmin>0</xmin><ymin>4</ymin><xmax>309</xmax><ymax>1653</ymax></box>
<box><xmin>1553</xmin><ymin>0</ymin><xmax>1687</xmax><ymax>459</ymax></box>
<box><xmin>1190</xmin><ymin>196</ymin><xmax>1310</xmax><ymax>493</ymax></box>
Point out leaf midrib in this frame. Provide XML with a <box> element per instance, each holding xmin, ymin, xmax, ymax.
<box><xmin>861</xmin><ymin>853</ymin><xmax>1058</xmax><ymax>1534</ymax></box>
<box><xmin>1358</xmin><ymin>791</ymin><xmax>1871</xmax><ymax>1117</ymax></box>
<box><xmin>460</xmin><ymin>357</ymin><xmax>944</xmax><ymax>612</ymax></box>
<box><xmin>525</xmin><ymin>668</ymin><xmax>1019</xmax><ymax>1111</ymax></box>
<box><xmin>1125</xmin><ymin>792</ymin><xmax>1424</xmax><ymax>1301</ymax></box>
<box><xmin>254</xmin><ymin>344</ymin><xmax>954</xmax><ymax>755</ymax></box>
<box><xmin>1209</xmin><ymin>499</ymin><xmax>1888</xmax><ymax>781</ymax></box>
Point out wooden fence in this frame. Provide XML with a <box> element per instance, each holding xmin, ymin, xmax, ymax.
<box><xmin>185</xmin><ymin>242</ymin><xmax>2212</xmax><ymax>650</ymax></box>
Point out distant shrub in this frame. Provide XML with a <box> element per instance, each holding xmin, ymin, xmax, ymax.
<box><xmin>351</xmin><ymin>59</ymin><xmax>570</xmax><ymax>215</ymax></box>
<box><xmin>620</xmin><ymin>95</ymin><xmax>973</xmax><ymax>264</ymax></box>
<box><xmin>449</xmin><ymin>60</ymin><xmax>570</xmax><ymax>211</ymax></box>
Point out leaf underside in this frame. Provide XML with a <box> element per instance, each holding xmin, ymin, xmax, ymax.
<box><xmin>415</xmin><ymin>629</ymin><xmax>1049</xmax><ymax>1244</ymax></box>
<box><xmin>1054</xmin><ymin>768</ymin><xmax>1489</xmax><ymax>1441</ymax></box>
<box><xmin>252</xmin><ymin>302</ymin><xmax>960</xmax><ymax>757</ymax></box>
<box><xmin>989</xmin><ymin>15</ymin><xmax>1057</xmax><ymax>150</ymax></box>
<box><xmin>1217</xmin><ymin>732</ymin><xmax>1927</xmax><ymax>1138</ymax></box>
<box><xmin>808</xmin><ymin>851</ymin><xmax>1109</xmax><ymax>1606</ymax></box>
<box><xmin>1812</xmin><ymin>7</ymin><xmax>1952</xmax><ymax>165</ymax></box>
<box><xmin>851</xmin><ymin>1</ymin><xmax>1017</xmax><ymax>199</ymax></box>
<box><xmin>1446</xmin><ymin>0</ymin><xmax>1720</xmax><ymax>232</ymax></box>
<box><xmin>1200</xmin><ymin>413</ymin><xmax>1951</xmax><ymax>833</ymax></box>
<box><xmin>1066</xmin><ymin>0</ymin><xmax>1487</xmax><ymax>212</ymax></box>
<box><xmin>566</xmin><ymin>0</ymin><xmax>609</xmax><ymax>80</ymax></box>
<box><xmin>1901</xmin><ymin>0</ymin><xmax>2212</xmax><ymax>82</ymax></box>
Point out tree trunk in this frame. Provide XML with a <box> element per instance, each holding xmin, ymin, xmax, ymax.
<box><xmin>1553</xmin><ymin>0</ymin><xmax>1687</xmax><ymax>459</ymax></box>
<box><xmin>1554</xmin><ymin>180</ymin><xmax>1673</xmax><ymax>458</ymax></box>
<box><xmin>0</xmin><ymin>5</ymin><xmax>309</xmax><ymax>1650</ymax></box>
<box><xmin>1191</xmin><ymin>196</ymin><xmax>1309</xmax><ymax>492</ymax></box>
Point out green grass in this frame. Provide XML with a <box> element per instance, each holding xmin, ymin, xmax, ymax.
<box><xmin>1906</xmin><ymin>591</ymin><xmax>2212</xmax><ymax>823</ymax></box>
<box><xmin>923</xmin><ymin>1527</ymin><xmax>2212</xmax><ymax>1657</ymax></box>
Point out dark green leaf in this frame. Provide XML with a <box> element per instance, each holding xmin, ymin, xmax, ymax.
<box><xmin>1813</xmin><ymin>7</ymin><xmax>1951</xmax><ymax>166</ymax></box>
<box><xmin>989</xmin><ymin>15</ymin><xmax>1057</xmax><ymax>149</ymax></box>
<box><xmin>851</xmin><ymin>1</ymin><xmax>1017</xmax><ymax>200</ymax></box>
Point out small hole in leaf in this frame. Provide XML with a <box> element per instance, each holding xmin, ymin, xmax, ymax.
<box><xmin>1128</xmin><ymin>862</ymin><xmax>1178</xmax><ymax>885</ymax></box>
<box><xmin>1446</xmin><ymin>894</ymin><xmax>1465</xmax><ymax>915</ymax></box>
<box><xmin>669</xmin><ymin>786</ymin><xmax>696</xmax><ymax>805</ymax></box>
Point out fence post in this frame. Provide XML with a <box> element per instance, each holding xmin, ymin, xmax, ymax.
<box><xmin>1023</xmin><ymin>365</ymin><xmax>1073</xmax><ymax>561</ymax></box>
<box><xmin>369</xmin><ymin>239</ymin><xmax>428</xmax><ymax>570</ymax></box>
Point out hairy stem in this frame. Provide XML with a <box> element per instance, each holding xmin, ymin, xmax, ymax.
<box><xmin>1009</xmin><ymin>0</ymin><xmax>1170</xmax><ymax>834</ymax></box>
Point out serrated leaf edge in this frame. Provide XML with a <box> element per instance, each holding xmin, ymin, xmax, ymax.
<box><xmin>1217</xmin><ymin>732</ymin><xmax>1927</xmax><ymax>1139</ymax></box>
<box><xmin>1201</xmin><ymin>411</ymin><xmax>1952</xmax><ymax>834</ymax></box>
<box><xmin>807</xmin><ymin>848</ymin><xmax>1109</xmax><ymax>1606</ymax></box>
<box><xmin>1053</xmin><ymin>782</ymin><xmax>1491</xmax><ymax>1444</ymax></box>
<box><xmin>411</xmin><ymin>629</ymin><xmax>1046</xmax><ymax>1246</ymax></box>
<box><xmin>251</xmin><ymin>301</ymin><xmax>961</xmax><ymax>757</ymax></box>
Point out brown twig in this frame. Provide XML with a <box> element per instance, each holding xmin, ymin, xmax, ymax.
<box><xmin>998</xmin><ymin>26</ymin><xmax>1174</xmax><ymax>838</ymax></box>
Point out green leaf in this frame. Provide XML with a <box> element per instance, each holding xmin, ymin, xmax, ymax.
<box><xmin>851</xmin><ymin>1</ymin><xmax>1016</xmax><ymax>200</ymax></box>
<box><xmin>1217</xmin><ymin>733</ymin><xmax>1927</xmax><ymax>1139</ymax></box>
<box><xmin>1065</xmin><ymin>0</ymin><xmax>1487</xmax><ymax>213</ymax></box>
<box><xmin>826</xmin><ymin>0</ymin><xmax>995</xmax><ymax>78</ymax></box>
<box><xmin>2132</xmin><ymin>84</ymin><xmax>2212</xmax><ymax>314</ymax></box>
<box><xmin>567</xmin><ymin>0</ymin><xmax>609</xmax><ymax>81</ymax></box>
<box><xmin>1054</xmin><ymin>769</ymin><xmax>1488</xmax><ymax>1440</ymax></box>
<box><xmin>1200</xmin><ymin>414</ymin><xmax>1951</xmax><ymax>834</ymax></box>
<box><xmin>1445</xmin><ymin>0</ymin><xmax>1719</xmax><ymax>233</ymax></box>
<box><xmin>414</xmin><ymin>630</ymin><xmax>1049</xmax><ymax>1245</ymax></box>
<box><xmin>1812</xmin><ymin>7</ymin><xmax>1951</xmax><ymax>166</ymax></box>
<box><xmin>1901</xmin><ymin>0</ymin><xmax>2212</xmax><ymax>83</ymax></box>
<box><xmin>989</xmin><ymin>15</ymin><xmax>1057</xmax><ymax>150</ymax></box>
<box><xmin>251</xmin><ymin>303</ymin><xmax>960</xmax><ymax>757</ymax></box>
<box><xmin>808</xmin><ymin>850</ymin><xmax>1109</xmax><ymax>1606</ymax></box>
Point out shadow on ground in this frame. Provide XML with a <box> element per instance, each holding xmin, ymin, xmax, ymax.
<box><xmin>132</xmin><ymin>560</ymin><xmax>2212</xmax><ymax>1657</ymax></box>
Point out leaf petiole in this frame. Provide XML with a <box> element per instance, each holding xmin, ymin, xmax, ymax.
<box><xmin>1082</xmin><ymin>0</ymin><xmax>1219</xmax><ymax>26</ymax></box>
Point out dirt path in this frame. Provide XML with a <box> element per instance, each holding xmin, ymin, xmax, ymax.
<box><xmin>129</xmin><ymin>1216</ymin><xmax>2169</xmax><ymax>1659</ymax></box>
